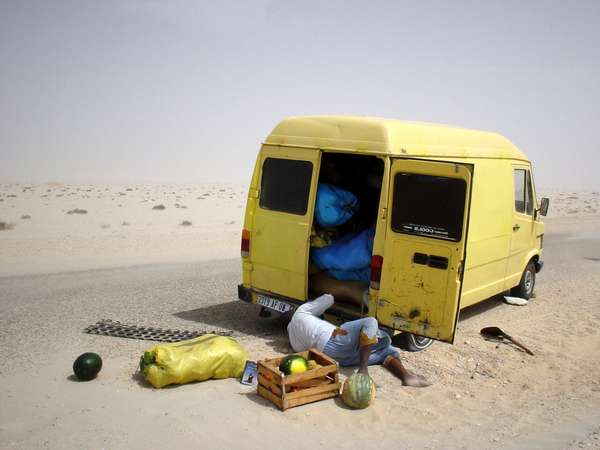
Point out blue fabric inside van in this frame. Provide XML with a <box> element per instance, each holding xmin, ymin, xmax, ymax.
<box><xmin>311</xmin><ymin>227</ymin><xmax>374</xmax><ymax>274</ymax></box>
<box><xmin>315</xmin><ymin>183</ymin><xmax>359</xmax><ymax>227</ymax></box>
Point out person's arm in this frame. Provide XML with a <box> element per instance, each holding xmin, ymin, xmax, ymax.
<box><xmin>295</xmin><ymin>294</ymin><xmax>334</xmax><ymax>317</ymax></box>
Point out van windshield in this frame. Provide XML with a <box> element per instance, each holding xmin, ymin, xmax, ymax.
<box><xmin>391</xmin><ymin>173</ymin><xmax>466</xmax><ymax>242</ymax></box>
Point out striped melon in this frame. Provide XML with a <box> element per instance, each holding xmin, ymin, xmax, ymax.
<box><xmin>342</xmin><ymin>373</ymin><xmax>375</xmax><ymax>409</ymax></box>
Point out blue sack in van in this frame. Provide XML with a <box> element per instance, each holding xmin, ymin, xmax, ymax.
<box><xmin>311</xmin><ymin>227</ymin><xmax>375</xmax><ymax>272</ymax></box>
<box><xmin>315</xmin><ymin>183</ymin><xmax>359</xmax><ymax>227</ymax></box>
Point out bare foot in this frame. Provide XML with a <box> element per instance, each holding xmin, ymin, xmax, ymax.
<box><xmin>401</xmin><ymin>371</ymin><xmax>431</xmax><ymax>388</ymax></box>
<box><xmin>358</xmin><ymin>366</ymin><xmax>370</xmax><ymax>376</ymax></box>
<box><xmin>383</xmin><ymin>357</ymin><xmax>431</xmax><ymax>387</ymax></box>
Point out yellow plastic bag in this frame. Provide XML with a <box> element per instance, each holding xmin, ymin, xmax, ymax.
<box><xmin>139</xmin><ymin>334</ymin><xmax>249</xmax><ymax>388</ymax></box>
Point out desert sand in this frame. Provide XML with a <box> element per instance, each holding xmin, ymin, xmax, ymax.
<box><xmin>0</xmin><ymin>182</ymin><xmax>246</xmax><ymax>277</ymax></box>
<box><xmin>1</xmin><ymin>183</ymin><xmax>599</xmax><ymax>449</ymax></box>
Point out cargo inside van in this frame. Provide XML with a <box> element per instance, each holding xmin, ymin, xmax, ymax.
<box><xmin>308</xmin><ymin>153</ymin><xmax>384</xmax><ymax>313</ymax></box>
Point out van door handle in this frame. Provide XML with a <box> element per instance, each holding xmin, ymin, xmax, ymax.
<box><xmin>413</xmin><ymin>253</ymin><xmax>448</xmax><ymax>270</ymax></box>
<box><xmin>513</xmin><ymin>224</ymin><xmax>521</xmax><ymax>231</ymax></box>
<box><xmin>413</xmin><ymin>253</ymin><xmax>429</xmax><ymax>265</ymax></box>
<box><xmin>428</xmin><ymin>255</ymin><xmax>448</xmax><ymax>270</ymax></box>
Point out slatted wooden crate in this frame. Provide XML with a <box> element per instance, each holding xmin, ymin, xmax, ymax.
<box><xmin>257</xmin><ymin>349</ymin><xmax>340</xmax><ymax>411</ymax></box>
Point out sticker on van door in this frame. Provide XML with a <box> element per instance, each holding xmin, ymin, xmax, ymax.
<box><xmin>400</xmin><ymin>223</ymin><xmax>450</xmax><ymax>238</ymax></box>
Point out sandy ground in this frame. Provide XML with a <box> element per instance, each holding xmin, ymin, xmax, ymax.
<box><xmin>0</xmin><ymin>182</ymin><xmax>245</xmax><ymax>276</ymax></box>
<box><xmin>1</xmin><ymin>183</ymin><xmax>599</xmax><ymax>449</ymax></box>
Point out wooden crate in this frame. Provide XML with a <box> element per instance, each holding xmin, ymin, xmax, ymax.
<box><xmin>257</xmin><ymin>348</ymin><xmax>340</xmax><ymax>411</ymax></box>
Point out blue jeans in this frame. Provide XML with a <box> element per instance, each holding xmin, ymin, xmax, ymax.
<box><xmin>323</xmin><ymin>317</ymin><xmax>399</xmax><ymax>366</ymax></box>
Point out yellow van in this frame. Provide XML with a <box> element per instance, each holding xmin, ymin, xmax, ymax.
<box><xmin>238</xmin><ymin>116</ymin><xmax>548</xmax><ymax>349</ymax></box>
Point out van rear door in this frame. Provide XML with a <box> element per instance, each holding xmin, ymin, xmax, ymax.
<box><xmin>377</xmin><ymin>159</ymin><xmax>472</xmax><ymax>343</ymax></box>
<box><xmin>248</xmin><ymin>145</ymin><xmax>320</xmax><ymax>300</ymax></box>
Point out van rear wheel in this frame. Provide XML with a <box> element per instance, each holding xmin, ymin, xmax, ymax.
<box><xmin>511</xmin><ymin>261</ymin><xmax>536</xmax><ymax>300</ymax></box>
<box><xmin>393</xmin><ymin>333</ymin><xmax>434</xmax><ymax>352</ymax></box>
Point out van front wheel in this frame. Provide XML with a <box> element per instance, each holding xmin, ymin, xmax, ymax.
<box><xmin>393</xmin><ymin>333</ymin><xmax>434</xmax><ymax>352</ymax></box>
<box><xmin>511</xmin><ymin>261</ymin><xmax>536</xmax><ymax>300</ymax></box>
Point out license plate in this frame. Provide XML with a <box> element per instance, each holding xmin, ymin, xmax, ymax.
<box><xmin>256</xmin><ymin>294</ymin><xmax>295</xmax><ymax>313</ymax></box>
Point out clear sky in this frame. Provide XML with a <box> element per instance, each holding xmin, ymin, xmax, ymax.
<box><xmin>1</xmin><ymin>1</ymin><xmax>599</xmax><ymax>188</ymax></box>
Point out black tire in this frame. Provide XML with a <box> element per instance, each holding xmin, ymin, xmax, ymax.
<box><xmin>511</xmin><ymin>260</ymin><xmax>536</xmax><ymax>300</ymax></box>
<box><xmin>393</xmin><ymin>332</ymin><xmax>434</xmax><ymax>352</ymax></box>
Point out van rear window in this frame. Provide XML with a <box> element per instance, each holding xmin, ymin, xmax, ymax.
<box><xmin>259</xmin><ymin>158</ymin><xmax>313</xmax><ymax>215</ymax></box>
<box><xmin>391</xmin><ymin>173</ymin><xmax>466</xmax><ymax>242</ymax></box>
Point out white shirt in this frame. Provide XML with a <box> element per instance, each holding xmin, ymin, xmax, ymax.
<box><xmin>287</xmin><ymin>294</ymin><xmax>336</xmax><ymax>352</ymax></box>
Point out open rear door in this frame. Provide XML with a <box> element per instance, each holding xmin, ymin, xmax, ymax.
<box><xmin>377</xmin><ymin>159</ymin><xmax>472</xmax><ymax>343</ymax></box>
<box><xmin>249</xmin><ymin>145</ymin><xmax>320</xmax><ymax>300</ymax></box>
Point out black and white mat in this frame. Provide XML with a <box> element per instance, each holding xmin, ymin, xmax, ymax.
<box><xmin>84</xmin><ymin>319</ymin><xmax>232</xmax><ymax>343</ymax></box>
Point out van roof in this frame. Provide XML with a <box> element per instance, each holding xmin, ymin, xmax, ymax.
<box><xmin>264</xmin><ymin>116</ymin><xmax>528</xmax><ymax>161</ymax></box>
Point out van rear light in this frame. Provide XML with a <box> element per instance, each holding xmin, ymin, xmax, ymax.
<box><xmin>241</xmin><ymin>229</ymin><xmax>251</xmax><ymax>258</ymax></box>
<box><xmin>370</xmin><ymin>255</ymin><xmax>383</xmax><ymax>290</ymax></box>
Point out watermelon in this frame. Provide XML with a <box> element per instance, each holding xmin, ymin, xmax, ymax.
<box><xmin>73</xmin><ymin>352</ymin><xmax>102</xmax><ymax>381</ymax></box>
<box><xmin>279</xmin><ymin>355</ymin><xmax>309</xmax><ymax>375</ymax></box>
<box><xmin>342</xmin><ymin>373</ymin><xmax>375</xmax><ymax>409</ymax></box>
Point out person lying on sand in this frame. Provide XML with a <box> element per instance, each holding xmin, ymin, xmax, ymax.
<box><xmin>287</xmin><ymin>293</ymin><xmax>430</xmax><ymax>387</ymax></box>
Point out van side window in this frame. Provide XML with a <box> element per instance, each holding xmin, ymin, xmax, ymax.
<box><xmin>525</xmin><ymin>171</ymin><xmax>534</xmax><ymax>215</ymax></box>
<box><xmin>514</xmin><ymin>169</ymin><xmax>534</xmax><ymax>215</ymax></box>
<box><xmin>391</xmin><ymin>173</ymin><xmax>466</xmax><ymax>242</ymax></box>
<box><xmin>514</xmin><ymin>169</ymin><xmax>526</xmax><ymax>213</ymax></box>
<box><xmin>259</xmin><ymin>158</ymin><xmax>313</xmax><ymax>215</ymax></box>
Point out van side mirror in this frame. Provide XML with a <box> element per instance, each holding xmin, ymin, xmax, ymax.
<box><xmin>538</xmin><ymin>197</ymin><xmax>550</xmax><ymax>217</ymax></box>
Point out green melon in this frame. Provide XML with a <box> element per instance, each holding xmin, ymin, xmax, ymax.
<box><xmin>279</xmin><ymin>355</ymin><xmax>309</xmax><ymax>375</ymax></box>
<box><xmin>342</xmin><ymin>372</ymin><xmax>376</xmax><ymax>409</ymax></box>
<box><xmin>73</xmin><ymin>352</ymin><xmax>102</xmax><ymax>381</ymax></box>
